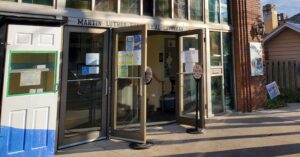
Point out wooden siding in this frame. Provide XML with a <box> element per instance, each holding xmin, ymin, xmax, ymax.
<box><xmin>266</xmin><ymin>28</ymin><xmax>300</xmax><ymax>60</ymax></box>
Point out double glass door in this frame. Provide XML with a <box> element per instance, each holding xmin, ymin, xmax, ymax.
<box><xmin>58</xmin><ymin>27</ymin><xmax>108</xmax><ymax>148</ymax></box>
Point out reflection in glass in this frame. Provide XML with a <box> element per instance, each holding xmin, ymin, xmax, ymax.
<box><xmin>64</xmin><ymin>32</ymin><xmax>104</xmax><ymax>145</ymax></box>
<box><xmin>223</xmin><ymin>32</ymin><xmax>234</xmax><ymax>110</ymax></box>
<box><xmin>95</xmin><ymin>0</ymin><xmax>117</xmax><ymax>12</ymax></box>
<box><xmin>0</xmin><ymin>28</ymin><xmax>5</xmax><ymax>101</ymax></box>
<box><xmin>143</xmin><ymin>0</ymin><xmax>153</xmax><ymax>16</ymax></box>
<box><xmin>210</xmin><ymin>31</ymin><xmax>222</xmax><ymax>66</ymax></box>
<box><xmin>1</xmin><ymin>0</ymin><xmax>17</xmax><ymax>2</ymax></box>
<box><xmin>8</xmin><ymin>52</ymin><xmax>56</xmax><ymax>96</ymax></box>
<box><xmin>211</xmin><ymin>76</ymin><xmax>223</xmax><ymax>114</ymax></box>
<box><xmin>121</xmin><ymin>0</ymin><xmax>140</xmax><ymax>14</ymax></box>
<box><xmin>116</xmin><ymin>32</ymin><xmax>142</xmax><ymax>132</ymax></box>
<box><xmin>156</xmin><ymin>0</ymin><xmax>171</xmax><ymax>18</ymax></box>
<box><xmin>66</xmin><ymin>0</ymin><xmax>91</xmax><ymax>9</ymax></box>
<box><xmin>182</xmin><ymin>35</ymin><xmax>200</xmax><ymax>117</ymax></box>
<box><xmin>209</xmin><ymin>0</ymin><xmax>220</xmax><ymax>23</ymax></box>
<box><xmin>190</xmin><ymin>0</ymin><xmax>203</xmax><ymax>21</ymax></box>
<box><xmin>220</xmin><ymin>0</ymin><xmax>229</xmax><ymax>23</ymax></box>
<box><xmin>174</xmin><ymin>0</ymin><xmax>187</xmax><ymax>19</ymax></box>
<box><xmin>23</xmin><ymin>0</ymin><xmax>53</xmax><ymax>5</ymax></box>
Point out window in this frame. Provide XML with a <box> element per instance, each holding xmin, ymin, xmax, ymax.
<box><xmin>220</xmin><ymin>0</ymin><xmax>229</xmax><ymax>23</ymax></box>
<box><xmin>66</xmin><ymin>0</ymin><xmax>91</xmax><ymax>10</ymax></box>
<box><xmin>209</xmin><ymin>0</ymin><xmax>230</xmax><ymax>23</ymax></box>
<box><xmin>121</xmin><ymin>0</ymin><xmax>140</xmax><ymax>14</ymax></box>
<box><xmin>155</xmin><ymin>0</ymin><xmax>171</xmax><ymax>18</ymax></box>
<box><xmin>211</xmin><ymin>76</ymin><xmax>223</xmax><ymax>114</ymax></box>
<box><xmin>223</xmin><ymin>32</ymin><xmax>234</xmax><ymax>110</ymax></box>
<box><xmin>143</xmin><ymin>0</ymin><xmax>153</xmax><ymax>16</ymax></box>
<box><xmin>190</xmin><ymin>0</ymin><xmax>203</xmax><ymax>21</ymax></box>
<box><xmin>7</xmin><ymin>52</ymin><xmax>57</xmax><ymax>96</ymax></box>
<box><xmin>23</xmin><ymin>0</ymin><xmax>53</xmax><ymax>5</ymax></box>
<box><xmin>0</xmin><ymin>0</ymin><xmax>17</xmax><ymax>2</ymax></box>
<box><xmin>209</xmin><ymin>0</ymin><xmax>220</xmax><ymax>23</ymax></box>
<box><xmin>96</xmin><ymin>0</ymin><xmax>117</xmax><ymax>12</ymax></box>
<box><xmin>210</xmin><ymin>31</ymin><xmax>221</xmax><ymax>66</ymax></box>
<box><xmin>174</xmin><ymin>0</ymin><xmax>187</xmax><ymax>19</ymax></box>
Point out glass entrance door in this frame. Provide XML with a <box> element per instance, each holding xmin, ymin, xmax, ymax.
<box><xmin>176</xmin><ymin>29</ymin><xmax>204</xmax><ymax>126</ymax></box>
<box><xmin>111</xmin><ymin>25</ymin><xmax>147</xmax><ymax>143</ymax></box>
<box><xmin>58</xmin><ymin>27</ymin><xmax>108</xmax><ymax>148</ymax></box>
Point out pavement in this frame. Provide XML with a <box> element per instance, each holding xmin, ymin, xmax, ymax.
<box><xmin>56</xmin><ymin>103</ymin><xmax>300</xmax><ymax>157</ymax></box>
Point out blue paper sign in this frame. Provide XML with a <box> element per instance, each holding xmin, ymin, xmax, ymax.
<box><xmin>134</xmin><ymin>35</ymin><xmax>142</xmax><ymax>50</ymax></box>
<box><xmin>266</xmin><ymin>81</ymin><xmax>280</xmax><ymax>99</ymax></box>
<box><xmin>82</xmin><ymin>67</ymin><xmax>89</xmax><ymax>75</ymax></box>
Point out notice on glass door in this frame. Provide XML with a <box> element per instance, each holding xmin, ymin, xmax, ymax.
<box><xmin>20</xmin><ymin>70</ymin><xmax>41</xmax><ymax>86</ymax></box>
<box><xmin>181</xmin><ymin>49</ymin><xmax>199</xmax><ymax>63</ymax></box>
<box><xmin>118</xmin><ymin>50</ymin><xmax>141</xmax><ymax>65</ymax></box>
<box><xmin>118</xmin><ymin>65</ymin><xmax>128</xmax><ymax>78</ymax></box>
<box><xmin>86</xmin><ymin>53</ymin><xmax>100</xmax><ymax>65</ymax></box>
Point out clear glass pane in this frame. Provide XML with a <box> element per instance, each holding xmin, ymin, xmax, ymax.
<box><xmin>95</xmin><ymin>0</ymin><xmax>117</xmax><ymax>12</ymax></box>
<box><xmin>209</xmin><ymin>0</ymin><xmax>220</xmax><ymax>23</ymax></box>
<box><xmin>190</xmin><ymin>0</ymin><xmax>203</xmax><ymax>21</ymax></box>
<box><xmin>220</xmin><ymin>0</ymin><xmax>229</xmax><ymax>23</ymax></box>
<box><xmin>66</xmin><ymin>0</ymin><xmax>91</xmax><ymax>9</ymax></box>
<box><xmin>121</xmin><ymin>0</ymin><xmax>140</xmax><ymax>14</ymax></box>
<box><xmin>116</xmin><ymin>31</ymin><xmax>142</xmax><ymax>132</ymax></box>
<box><xmin>156</xmin><ymin>0</ymin><xmax>171</xmax><ymax>18</ymax></box>
<box><xmin>181</xmin><ymin>35</ymin><xmax>200</xmax><ymax>117</ymax></box>
<box><xmin>143</xmin><ymin>0</ymin><xmax>153</xmax><ymax>16</ymax></box>
<box><xmin>64</xmin><ymin>32</ymin><xmax>104</xmax><ymax>144</ymax></box>
<box><xmin>8</xmin><ymin>52</ymin><xmax>56</xmax><ymax>96</ymax></box>
<box><xmin>174</xmin><ymin>0</ymin><xmax>187</xmax><ymax>19</ymax></box>
<box><xmin>210</xmin><ymin>31</ymin><xmax>222</xmax><ymax>66</ymax></box>
<box><xmin>23</xmin><ymin>0</ymin><xmax>53</xmax><ymax>5</ymax></box>
<box><xmin>0</xmin><ymin>0</ymin><xmax>17</xmax><ymax>2</ymax></box>
<box><xmin>211</xmin><ymin>76</ymin><xmax>223</xmax><ymax>114</ymax></box>
<box><xmin>223</xmin><ymin>32</ymin><xmax>234</xmax><ymax>110</ymax></box>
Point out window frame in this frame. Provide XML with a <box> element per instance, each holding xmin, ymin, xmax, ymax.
<box><xmin>209</xmin><ymin>0</ymin><xmax>230</xmax><ymax>24</ymax></box>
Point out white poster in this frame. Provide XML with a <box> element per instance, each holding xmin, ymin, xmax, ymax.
<box><xmin>266</xmin><ymin>81</ymin><xmax>280</xmax><ymax>99</ymax></box>
<box><xmin>185</xmin><ymin>63</ymin><xmax>194</xmax><ymax>73</ymax></box>
<box><xmin>89</xmin><ymin>67</ymin><xmax>99</xmax><ymax>74</ymax></box>
<box><xmin>250</xmin><ymin>42</ymin><xmax>263</xmax><ymax>76</ymax></box>
<box><xmin>86</xmin><ymin>53</ymin><xmax>99</xmax><ymax>65</ymax></box>
<box><xmin>181</xmin><ymin>49</ymin><xmax>199</xmax><ymax>63</ymax></box>
<box><xmin>20</xmin><ymin>70</ymin><xmax>41</xmax><ymax>86</ymax></box>
<box><xmin>118</xmin><ymin>50</ymin><xmax>141</xmax><ymax>65</ymax></box>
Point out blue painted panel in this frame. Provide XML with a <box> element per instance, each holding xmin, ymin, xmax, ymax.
<box><xmin>8</xmin><ymin>125</ymin><xmax>26</xmax><ymax>152</ymax></box>
<box><xmin>0</xmin><ymin>126</ymin><xmax>55</xmax><ymax>157</ymax></box>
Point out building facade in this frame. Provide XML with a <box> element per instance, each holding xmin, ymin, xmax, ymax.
<box><xmin>0</xmin><ymin>0</ymin><xmax>265</xmax><ymax>156</ymax></box>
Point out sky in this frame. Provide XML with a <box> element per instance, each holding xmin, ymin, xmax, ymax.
<box><xmin>262</xmin><ymin>0</ymin><xmax>300</xmax><ymax>17</ymax></box>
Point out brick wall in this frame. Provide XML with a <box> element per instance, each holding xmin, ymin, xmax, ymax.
<box><xmin>232</xmin><ymin>0</ymin><xmax>267</xmax><ymax>112</ymax></box>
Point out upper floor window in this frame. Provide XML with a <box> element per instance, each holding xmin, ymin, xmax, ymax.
<box><xmin>23</xmin><ymin>0</ymin><xmax>52</xmax><ymax>5</ymax></box>
<box><xmin>121</xmin><ymin>0</ymin><xmax>140</xmax><ymax>14</ymax></box>
<box><xmin>174</xmin><ymin>0</ymin><xmax>187</xmax><ymax>19</ymax></box>
<box><xmin>210</xmin><ymin>31</ymin><xmax>222</xmax><ymax>66</ymax></box>
<box><xmin>66</xmin><ymin>0</ymin><xmax>91</xmax><ymax>9</ymax></box>
<box><xmin>143</xmin><ymin>0</ymin><xmax>153</xmax><ymax>16</ymax></box>
<box><xmin>156</xmin><ymin>0</ymin><xmax>171</xmax><ymax>18</ymax></box>
<box><xmin>209</xmin><ymin>0</ymin><xmax>230</xmax><ymax>24</ymax></box>
<box><xmin>96</xmin><ymin>0</ymin><xmax>117</xmax><ymax>12</ymax></box>
<box><xmin>190</xmin><ymin>0</ymin><xmax>203</xmax><ymax>21</ymax></box>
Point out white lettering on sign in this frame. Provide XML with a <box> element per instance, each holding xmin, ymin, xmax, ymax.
<box><xmin>68</xmin><ymin>18</ymin><xmax>185</xmax><ymax>32</ymax></box>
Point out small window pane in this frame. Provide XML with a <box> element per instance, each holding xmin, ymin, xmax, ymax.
<box><xmin>96</xmin><ymin>0</ymin><xmax>117</xmax><ymax>12</ymax></box>
<box><xmin>8</xmin><ymin>52</ymin><xmax>57</xmax><ymax>96</ymax></box>
<box><xmin>156</xmin><ymin>0</ymin><xmax>171</xmax><ymax>18</ymax></box>
<box><xmin>174</xmin><ymin>0</ymin><xmax>187</xmax><ymax>19</ymax></box>
<box><xmin>209</xmin><ymin>0</ymin><xmax>220</xmax><ymax>23</ymax></box>
<box><xmin>1</xmin><ymin>0</ymin><xmax>17</xmax><ymax>2</ymax></box>
<box><xmin>121</xmin><ymin>0</ymin><xmax>140</xmax><ymax>14</ymax></box>
<box><xmin>220</xmin><ymin>0</ymin><xmax>229</xmax><ymax>23</ymax></box>
<box><xmin>211</xmin><ymin>76</ymin><xmax>223</xmax><ymax>114</ymax></box>
<box><xmin>210</xmin><ymin>32</ymin><xmax>221</xmax><ymax>66</ymax></box>
<box><xmin>66</xmin><ymin>0</ymin><xmax>91</xmax><ymax>10</ymax></box>
<box><xmin>223</xmin><ymin>32</ymin><xmax>234</xmax><ymax>110</ymax></box>
<box><xmin>143</xmin><ymin>0</ymin><xmax>153</xmax><ymax>16</ymax></box>
<box><xmin>190</xmin><ymin>0</ymin><xmax>203</xmax><ymax>21</ymax></box>
<box><xmin>23</xmin><ymin>0</ymin><xmax>53</xmax><ymax>5</ymax></box>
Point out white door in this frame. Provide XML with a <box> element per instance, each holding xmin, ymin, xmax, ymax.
<box><xmin>0</xmin><ymin>25</ymin><xmax>62</xmax><ymax>157</ymax></box>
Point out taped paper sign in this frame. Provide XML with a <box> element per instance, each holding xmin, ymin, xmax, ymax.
<box><xmin>266</xmin><ymin>81</ymin><xmax>280</xmax><ymax>99</ymax></box>
<box><xmin>181</xmin><ymin>49</ymin><xmax>199</xmax><ymax>63</ymax></box>
<box><xmin>118</xmin><ymin>65</ymin><xmax>129</xmax><ymax>78</ymax></box>
<box><xmin>118</xmin><ymin>50</ymin><xmax>141</xmax><ymax>65</ymax></box>
<box><xmin>86</xmin><ymin>53</ymin><xmax>100</xmax><ymax>65</ymax></box>
<box><xmin>20</xmin><ymin>70</ymin><xmax>41</xmax><ymax>86</ymax></box>
<box><xmin>126</xmin><ymin>35</ymin><xmax>142</xmax><ymax>51</ymax></box>
<box><xmin>82</xmin><ymin>66</ymin><xmax>99</xmax><ymax>75</ymax></box>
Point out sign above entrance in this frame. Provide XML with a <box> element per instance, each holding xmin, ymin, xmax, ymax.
<box><xmin>68</xmin><ymin>17</ymin><xmax>185</xmax><ymax>32</ymax></box>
